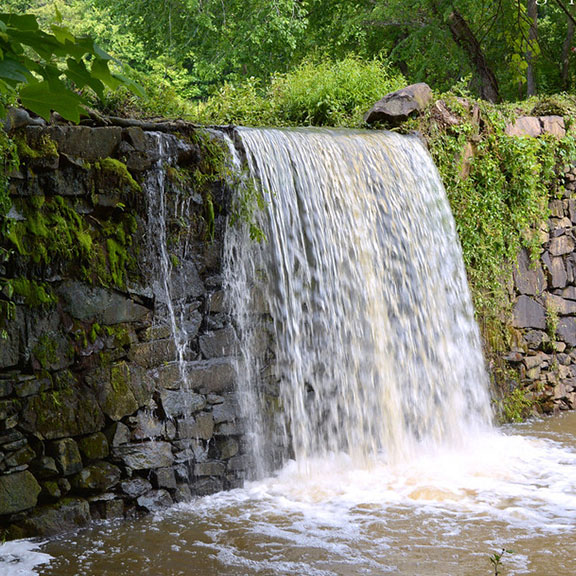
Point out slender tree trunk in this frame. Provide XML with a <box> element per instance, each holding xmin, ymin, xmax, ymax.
<box><xmin>445</xmin><ymin>8</ymin><xmax>500</xmax><ymax>102</ymax></box>
<box><xmin>562</xmin><ymin>18</ymin><xmax>575</xmax><ymax>90</ymax></box>
<box><xmin>526</xmin><ymin>0</ymin><xmax>538</xmax><ymax>97</ymax></box>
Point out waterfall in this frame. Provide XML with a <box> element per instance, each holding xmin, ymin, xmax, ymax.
<box><xmin>225</xmin><ymin>127</ymin><xmax>493</xmax><ymax>475</ymax></box>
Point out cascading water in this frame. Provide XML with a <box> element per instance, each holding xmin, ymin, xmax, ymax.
<box><xmin>226</xmin><ymin>127</ymin><xmax>493</xmax><ymax>472</ymax></box>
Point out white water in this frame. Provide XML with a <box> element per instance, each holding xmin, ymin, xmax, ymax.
<box><xmin>226</xmin><ymin>127</ymin><xmax>492</xmax><ymax>471</ymax></box>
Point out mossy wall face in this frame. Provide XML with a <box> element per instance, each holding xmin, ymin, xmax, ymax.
<box><xmin>0</xmin><ymin>123</ymin><xmax>247</xmax><ymax>539</ymax></box>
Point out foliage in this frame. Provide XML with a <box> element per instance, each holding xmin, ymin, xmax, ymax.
<box><xmin>195</xmin><ymin>57</ymin><xmax>406</xmax><ymax>127</ymax></box>
<box><xmin>0</xmin><ymin>10</ymin><xmax>142</xmax><ymax>122</ymax></box>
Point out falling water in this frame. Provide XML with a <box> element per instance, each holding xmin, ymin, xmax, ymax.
<box><xmin>226</xmin><ymin>127</ymin><xmax>492</xmax><ymax>471</ymax></box>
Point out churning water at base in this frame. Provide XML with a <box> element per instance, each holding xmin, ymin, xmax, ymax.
<box><xmin>226</xmin><ymin>128</ymin><xmax>491</xmax><ymax>471</ymax></box>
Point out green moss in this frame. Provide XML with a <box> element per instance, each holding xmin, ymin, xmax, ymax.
<box><xmin>32</xmin><ymin>334</ymin><xmax>59</xmax><ymax>370</ymax></box>
<box><xmin>95</xmin><ymin>157</ymin><xmax>142</xmax><ymax>193</ymax></box>
<box><xmin>14</xmin><ymin>132</ymin><xmax>58</xmax><ymax>161</ymax></box>
<box><xmin>12</xmin><ymin>278</ymin><xmax>56</xmax><ymax>307</ymax></box>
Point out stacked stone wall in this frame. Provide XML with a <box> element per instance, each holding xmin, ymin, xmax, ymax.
<box><xmin>0</xmin><ymin>121</ymin><xmax>247</xmax><ymax>539</ymax></box>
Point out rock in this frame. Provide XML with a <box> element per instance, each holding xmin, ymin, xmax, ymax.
<box><xmin>160</xmin><ymin>389</ymin><xmax>206</xmax><ymax>419</ymax></box>
<box><xmin>187</xmin><ymin>358</ymin><xmax>236</xmax><ymax>394</ymax></box>
<box><xmin>71</xmin><ymin>462</ymin><xmax>121</xmax><ymax>493</ymax></box>
<box><xmin>512</xmin><ymin>295</ymin><xmax>547</xmax><ymax>330</ymax></box>
<box><xmin>128</xmin><ymin>339</ymin><xmax>177</xmax><ymax>369</ymax></box>
<box><xmin>194</xmin><ymin>461</ymin><xmax>226</xmax><ymax>477</ymax></box>
<box><xmin>77</xmin><ymin>433</ymin><xmax>110</xmax><ymax>462</ymax></box>
<box><xmin>540</xmin><ymin>115</ymin><xmax>566</xmax><ymax>138</ymax></box>
<box><xmin>106</xmin><ymin>422</ymin><xmax>131</xmax><ymax>447</ymax></box>
<box><xmin>5</xmin><ymin>444</ymin><xmax>36</xmax><ymax>468</ymax></box>
<box><xmin>20</xmin><ymin>381</ymin><xmax>105</xmax><ymax>440</ymax></box>
<box><xmin>192</xmin><ymin>477</ymin><xmax>223</xmax><ymax>496</ymax></box>
<box><xmin>178</xmin><ymin>413</ymin><xmax>214</xmax><ymax>440</ymax></box>
<box><xmin>557</xmin><ymin>318</ymin><xmax>576</xmax><ymax>347</ymax></box>
<box><xmin>151</xmin><ymin>467</ymin><xmax>177</xmax><ymax>490</ymax></box>
<box><xmin>199</xmin><ymin>325</ymin><xmax>239</xmax><ymax>358</ymax></box>
<box><xmin>130</xmin><ymin>411</ymin><xmax>164</xmax><ymax>440</ymax></box>
<box><xmin>0</xmin><ymin>471</ymin><xmax>41</xmax><ymax>515</ymax></box>
<box><xmin>211</xmin><ymin>396</ymin><xmax>240</xmax><ymax>424</ymax></box>
<box><xmin>57</xmin><ymin>282</ymin><xmax>150</xmax><ymax>325</ymax></box>
<box><xmin>548</xmin><ymin>235</ymin><xmax>575</xmax><ymax>256</ymax></box>
<box><xmin>542</xmin><ymin>252</ymin><xmax>568</xmax><ymax>288</ymax></box>
<box><xmin>544</xmin><ymin>293</ymin><xmax>576</xmax><ymax>315</ymax></box>
<box><xmin>174</xmin><ymin>484</ymin><xmax>193</xmax><ymax>503</ymax></box>
<box><xmin>505</xmin><ymin>116</ymin><xmax>542</xmax><ymax>137</ymax></box>
<box><xmin>549</xmin><ymin>199</ymin><xmax>565</xmax><ymax>218</ymax></box>
<box><xmin>112</xmin><ymin>441</ymin><xmax>174</xmax><ymax>470</ymax></box>
<box><xmin>121</xmin><ymin>477</ymin><xmax>152</xmax><ymax>498</ymax></box>
<box><xmin>47</xmin><ymin>438</ymin><xmax>83</xmax><ymax>476</ymax></box>
<box><xmin>137</xmin><ymin>489</ymin><xmax>173</xmax><ymax>512</ymax></box>
<box><xmin>45</xmin><ymin>125</ymin><xmax>122</xmax><ymax>161</ymax></box>
<box><xmin>13</xmin><ymin>498</ymin><xmax>90</xmax><ymax>537</ymax></box>
<box><xmin>514</xmin><ymin>248</ymin><xmax>546</xmax><ymax>296</ymax></box>
<box><xmin>364</xmin><ymin>83</ymin><xmax>432</xmax><ymax>126</ymax></box>
<box><xmin>29</xmin><ymin>456</ymin><xmax>59</xmax><ymax>480</ymax></box>
<box><xmin>217</xmin><ymin>438</ymin><xmax>239</xmax><ymax>460</ymax></box>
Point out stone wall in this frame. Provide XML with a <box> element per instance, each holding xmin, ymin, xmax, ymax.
<box><xmin>0</xmin><ymin>121</ymin><xmax>247</xmax><ymax>539</ymax></box>
<box><xmin>505</xmin><ymin>162</ymin><xmax>576</xmax><ymax>413</ymax></box>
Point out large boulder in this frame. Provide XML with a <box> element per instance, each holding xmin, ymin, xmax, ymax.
<box><xmin>364</xmin><ymin>83</ymin><xmax>432</xmax><ymax>126</ymax></box>
<box><xmin>0</xmin><ymin>471</ymin><xmax>41</xmax><ymax>515</ymax></box>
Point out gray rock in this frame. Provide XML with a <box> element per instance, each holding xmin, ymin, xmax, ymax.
<box><xmin>505</xmin><ymin>116</ymin><xmax>542</xmax><ymax>137</ymax></box>
<box><xmin>128</xmin><ymin>339</ymin><xmax>177</xmax><ymax>369</ymax></box>
<box><xmin>178</xmin><ymin>413</ymin><xmax>214</xmax><ymax>440</ymax></box>
<box><xmin>47</xmin><ymin>438</ymin><xmax>83</xmax><ymax>476</ymax></box>
<box><xmin>540</xmin><ymin>115</ymin><xmax>566</xmax><ymax>138</ymax></box>
<box><xmin>542</xmin><ymin>252</ymin><xmax>567</xmax><ymax>288</ymax></box>
<box><xmin>152</xmin><ymin>467</ymin><xmax>177</xmax><ymax>490</ymax></box>
<box><xmin>106</xmin><ymin>422</ymin><xmax>131</xmax><ymax>447</ymax></box>
<box><xmin>364</xmin><ymin>83</ymin><xmax>432</xmax><ymax>126</ymax></box>
<box><xmin>557</xmin><ymin>318</ymin><xmax>576</xmax><ymax>347</ymax></box>
<box><xmin>199</xmin><ymin>325</ymin><xmax>239</xmax><ymax>358</ymax></box>
<box><xmin>113</xmin><ymin>441</ymin><xmax>174</xmax><ymax>470</ymax></box>
<box><xmin>211</xmin><ymin>395</ymin><xmax>240</xmax><ymax>424</ymax></box>
<box><xmin>137</xmin><ymin>489</ymin><xmax>173</xmax><ymax>512</ymax></box>
<box><xmin>192</xmin><ymin>477</ymin><xmax>223</xmax><ymax>496</ymax></box>
<box><xmin>217</xmin><ymin>438</ymin><xmax>239</xmax><ymax>460</ymax></box>
<box><xmin>160</xmin><ymin>389</ymin><xmax>206</xmax><ymax>419</ymax></box>
<box><xmin>121</xmin><ymin>477</ymin><xmax>153</xmax><ymax>499</ymax></box>
<box><xmin>45</xmin><ymin>125</ymin><xmax>122</xmax><ymax>161</ymax></box>
<box><xmin>77</xmin><ymin>433</ymin><xmax>110</xmax><ymax>462</ymax></box>
<box><xmin>514</xmin><ymin>248</ymin><xmax>546</xmax><ymax>296</ymax></box>
<box><xmin>0</xmin><ymin>470</ymin><xmax>41</xmax><ymax>515</ymax></box>
<box><xmin>71</xmin><ymin>462</ymin><xmax>122</xmax><ymax>493</ymax></box>
<box><xmin>548</xmin><ymin>235</ymin><xmax>575</xmax><ymax>256</ymax></box>
<box><xmin>57</xmin><ymin>282</ymin><xmax>150</xmax><ymax>324</ymax></box>
<box><xmin>174</xmin><ymin>483</ymin><xmax>193</xmax><ymax>503</ymax></box>
<box><xmin>512</xmin><ymin>295</ymin><xmax>547</xmax><ymax>330</ymax></box>
<box><xmin>29</xmin><ymin>456</ymin><xmax>59</xmax><ymax>480</ymax></box>
<box><xmin>545</xmin><ymin>293</ymin><xmax>576</xmax><ymax>315</ymax></box>
<box><xmin>186</xmin><ymin>358</ymin><xmax>236</xmax><ymax>394</ymax></box>
<box><xmin>14</xmin><ymin>497</ymin><xmax>90</xmax><ymax>537</ymax></box>
<box><xmin>5</xmin><ymin>444</ymin><xmax>36</xmax><ymax>468</ymax></box>
<box><xmin>194</xmin><ymin>461</ymin><xmax>226</xmax><ymax>477</ymax></box>
<box><xmin>130</xmin><ymin>411</ymin><xmax>164</xmax><ymax>440</ymax></box>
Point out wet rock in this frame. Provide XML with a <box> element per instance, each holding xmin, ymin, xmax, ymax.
<box><xmin>152</xmin><ymin>467</ymin><xmax>177</xmax><ymax>490</ymax></box>
<box><xmin>364</xmin><ymin>83</ymin><xmax>432</xmax><ymax>126</ymax></box>
<box><xmin>192</xmin><ymin>477</ymin><xmax>223</xmax><ymax>496</ymax></box>
<box><xmin>5</xmin><ymin>444</ymin><xmax>36</xmax><ymax>468</ymax></box>
<box><xmin>29</xmin><ymin>456</ymin><xmax>59</xmax><ymax>479</ymax></box>
<box><xmin>45</xmin><ymin>125</ymin><xmax>122</xmax><ymax>161</ymax></box>
<box><xmin>0</xmin><ymin>471</ymin><xmax>41</xmax><ymax>515</ymax></box>
<box><xmin>211</xmin><ymin>395</ymin><xmax>240</xmax><ymax>424</ymax></box>
<box><xmin>71</xmin><ymin>462</ymin><xmax>122</xmax><ymax>493</ymax></box>
<box><xmin>121</xmin><ymin>477</ymin><xmax>152</xmax><ymax>499</ymax></box>
<box><xmin>512</xmin><ymin>295</ymin><xmax>546</xmax><ymax>330</ymax></box>
<box><xmin>174</xmin><ymin>483</ymin><xmax>193</xmax><ymax>503</ymax></box>
<box><xmin>187</xmin><ymin>358</ymin><xmax>236</xmax><ymax>394</ymax></box>
<box><xmin>137</xmin><ymin>489</ymin><xmax>173</xmax><ymax>512</ymax></box>
<box><xmin>106</xmin><ymin>422</ymin><xmax>131</xmax><ymax>447</ymax></box>
<box><xmin>47</xmin><ymin>438</ymin><xmax>83</xmax><ymax>476</ymax></box>
<box><xmin>128</xmin><ymin>339</ymin><xmax>177</xmax><ymax>369</ymax></box>
<box><xmin>178</xmin><ymin>413</ymin><xmax>214</xmax><ymax>440</ymax></box>
<box><xmin>77</xmin><ymin>433</ymin><xmax>110</xmax><ymax>462</ymax></box>
<box><xmin>217</xmin><ymin>438</ymin><xmax>239</xmax><ymax>460</ymax></box>
<box><xmin>194</xmin><ymin>461</ymin><xmax>225</xmax><ymax>477</ymax></box>
<box><xmin>113</xmin><ymin>441</ymin><xmax>174</xmax><ymax>470</ymax></box>
<box><xmin>542</xmin><ymin>252</ymin><xmax>568</xmax><ymax>288</ymax></box>
<box><xmin>199</xmin><ymin>325</ymin><xmax>239</xmax><ymax>358</ymax></box>
<box><xmin>160</xmin><ymin>389</ymin><xmax>206</xmax><ymax>419</ymax></box>
<box><xmin>130</xmin><ymin>411</ymin><xmax>164</xmax><ymax>440</ymax></box>
<box><xmin>13</xmin><ymin>497</ymin><xmax>90</xmax><ymax>537</ymax></box>
<box><xmin>58</xmin><ymin>282</ymin><xmax>150</xmax><ymax>324</ymax></box>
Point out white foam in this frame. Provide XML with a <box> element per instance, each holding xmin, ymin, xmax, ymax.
<box><xmin>0</xmin><ymin>540</ymin><xmax>53</xmax><ymax>576</ymax></box>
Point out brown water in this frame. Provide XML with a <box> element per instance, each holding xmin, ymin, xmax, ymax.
<box><xmin>4</xmin><ymin>412</ymin><xmax>575</xmax><ymax>576</ymax></box>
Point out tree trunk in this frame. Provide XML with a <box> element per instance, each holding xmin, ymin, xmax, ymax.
<box><xmin>446</xmin><ymin>8</ymin><xmax>500</xmax><ymax>102</ymax></box>
<box><xmin>562</xmin><ymin>17</ymin><xmax>575</xmax><ymax>90</ymax></box>
<box><xmin>526</xmin><ymin>0</ymin><xmax>538</xmax><ymax>97</ymax></box>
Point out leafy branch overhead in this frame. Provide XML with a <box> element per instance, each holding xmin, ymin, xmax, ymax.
<box><xmin>0</xmin><ymin>11</ymin><xmax>143</xmax><ymax>123</ymax></box>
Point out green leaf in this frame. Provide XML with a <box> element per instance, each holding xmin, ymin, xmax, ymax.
<box><xmin>90</xmin><ymin>58</ymin><xmax>123</xmax><ymax>90</ymax></box>
<box><xmin>65</xmin><ymin>58</ymin><xmax>105</xmax><ymax>97</ymax></box>
<box><xmin>0</xmin><ymin>13</ymin><xmax>39</xmax><ymax>32</ymax></box>
<box><xmin>19</xmin><ymin>80</ymin><xmax>85</xmax><ymax>122</ymax></box>
<box><xmin>0</xmin><ymin>57</ymin><xmax>29</xmax><ymax>83</ymax></box>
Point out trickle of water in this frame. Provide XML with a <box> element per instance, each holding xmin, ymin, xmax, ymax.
<box><xmin>226</xmin><ymin>127</ymin><xmax>493</xmax><ymax>471</ymax></box>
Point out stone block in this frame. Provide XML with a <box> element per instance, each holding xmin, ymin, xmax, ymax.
<box><xmin>544</xmin><ymin>293</ymin><xmax>576</xmax><ymax>315</ymax></box>
<box><xmin>540</xmin><ymin>115</ymin><xmax>566</xmax><ymax>138</ymax></box>
<box><xmin>106</xmin><ymin>422</ymin><xmax>131</xmax><ymax>447</ymax></box>
<box><xmin>512</xmin><ymin>295</ymin><xmax>546</xmax><ymax>330</ymax></box>
<box><xmin>71</xmin><ymin>462</ymin><xmax>122</xmax><ymax>493</ymax></box>
<box><xmin>217</xmin><ymin>437</ymin><xmax>239</xmax><ymax>460</ymax></box>
<box><xmin>29</xmin><ymin>456</ymin><xmax>59</xmax><ymax>479</ymax></box>
<box><xmin>548</xmin><ymin>235</ymin><xmax>575</xmax><ymax>256</ymax></box>
<box><xmin>128</xmin><ymin>339</ymin><xmax>177</xmax><ymax>369</ymax></box>
<box><xmin>557</xmin><ymin>318</ymin><xmax>576</xmax><ymax>347</ymax></box>
<box><xmin>178</xmin><ymin>413</ymin><xmax>214</xmax><ymax>440</ymax></box>
<box><xmin>113</xmin><ymin>441</ymin><xmax>174</xmax><ymax>470</ymax></box>
<box><xmin>192</xmin><ymin>476</ymin><xmax>223</xmax><ymax>496</ymax></box>
<box><xmin>47</xmin><ymin>438</ymin><xmax>83</xmax><ymax>476</ymax></box>
<box><xmin>0</xmin><ymin>470</ymin><xmax>41</xmax><ymax>515</ymax></box>
<box><xmin>5</xmin><ymin>444</ymin><xmax>36</xmax><ymax>468</ymax></box>
<box><xmin>57</xmin><ymin>281</ymin><xmax>150</xmax><ymax>325</ymax></box>
<box><xmin>130</xmin><ymin>411</ymin><xmax>164</xmax><ymax>440</ymax></box>
<box><xmin>13</xmin><ymin>497</ymin><xmax>90</xmax><ymax>537</ymax></box>
<box><xmin>151</xmin><ymin>467</ymin><xmax>177</xmax><ymax>490</ymax></box>
<box><xmin>549</xmin><ymin>199</ymin><xmax>565</xmax><ymax>218</ymax></box>
<box><xmin>20</xmin><ymin>381</ymin><xmax>105</xmax><ymax>440</ymax></box>
<box><xmin>514</xmin><ymin>248</ymin><xmax>546</xmax><ymax>296</ymax></box>
<box><xmin>211</xmin><ymin>395</ymin><xmax>240</xmax><ymax>424</ymax></box>
<box><xmin>45</xmin><ymin>125</ymin><xmax>122</xmax><ymax>160</ymax></box>
<box><xmin>186</xmin><ymin>358</ymin><xmax>236</xmax><ymax>394</ymax></box>
<box><xmin>505</xmin><ymin>116</ymin><xmax>542</xmax><ymax>137</ymax></box>
<box><xmin>137</xmin><ymin>489</ymin><xmax>173</xmax><ymax>512</ymax></box>
<box><xmin>77</xmin><ymin>432</ymin><xmax>110</xmax><ymax>462</ymax></box>
<box><xmin>121</xmin><ymin>477</ymin><xmax>152</xmax><ymax>498</ymax></box>
<box><xmin>174</xmin><ymin>483</ymin><xmax>193</xmax><ymax>503</ymax></box>
<box><xmin>160</xmin><ymin>389</ymin><xmax>206</xmax><ymax>419</ymax></box>
<box><xmin>0</xmin><ymin>379</ymin><xmax>13</xmax><ymax>397</ymax></box>
<box><xmin>152</xmin><ymin>362</ymin><xmax>184</xmax><ymax>390</ymax></box>
<box><xmin>199</xmin><ymin>325</ymin><xmax>239</xmax><ymax>358</ymax></box>
<box><xmin>364</xmin><ymin>83</ymin><xmax>432</xmax><ymax>126</ymax></box>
